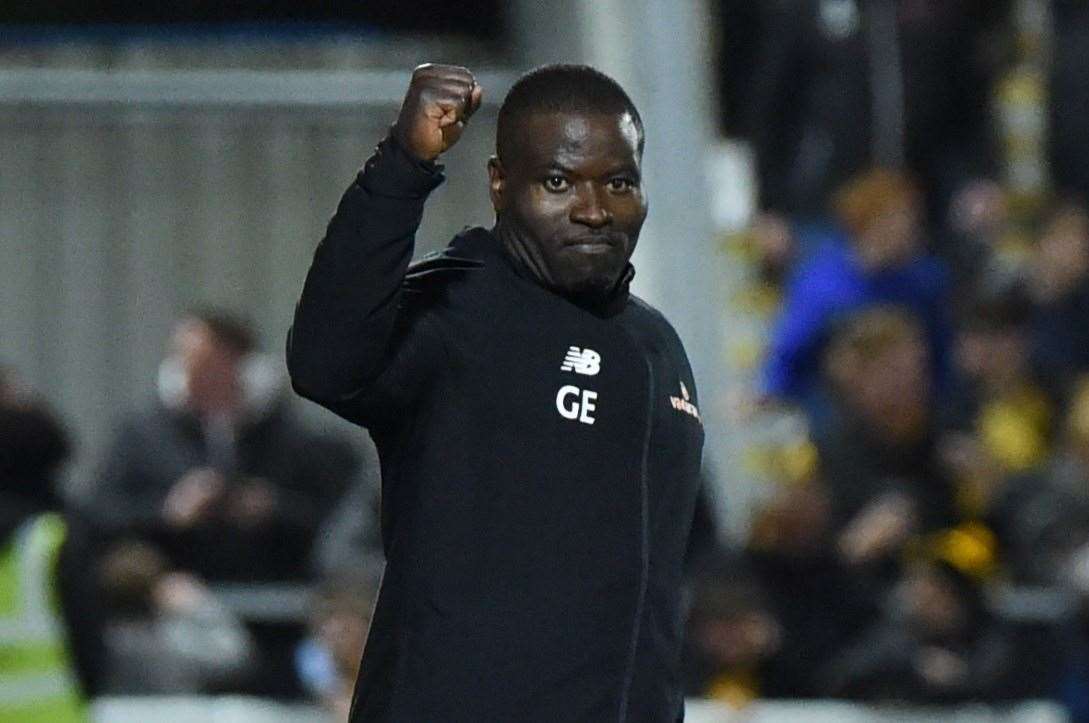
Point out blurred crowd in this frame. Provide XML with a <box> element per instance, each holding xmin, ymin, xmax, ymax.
<box><xmin>685</xmin><ymin>0</ymin><xmax>1089</xmax><ymax>719</ymax></box>
<box><xmin>0</xmin><ymin>310</ymin><xmax>384</xmax><ymax>719</ymax></box>
<box><xmin>7</xmin><ymin>0</ymin><xmax>1089</xmax><ymax>720</ymax></box>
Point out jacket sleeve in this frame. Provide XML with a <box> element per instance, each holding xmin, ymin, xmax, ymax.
<box><xmin>286</xmin><ymin>134</ymin><xmax>446</xmax><ymax>420</ymax></box>
<box><xmin>759</xmin><ymin>261</ymin><xmax>832</xmax><ymax>400</ymax></box>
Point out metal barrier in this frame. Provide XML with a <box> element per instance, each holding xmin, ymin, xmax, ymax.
<box><xmin>90</xmin><ymin>697</ymin><xmax>1069</xmax><ymax>723</ymax></box>
<box><xmin>685</xmin><ymin>699</ymin><xmax>1069</xmax><ymax>723</ymax></box>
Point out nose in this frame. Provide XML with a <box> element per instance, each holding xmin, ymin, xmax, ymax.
<box><xmin>569</xmin><ymin>184</ymin><xmax>612</xmax><ymax>228</ymax></box>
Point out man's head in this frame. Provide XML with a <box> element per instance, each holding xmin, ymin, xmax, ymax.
<box><xmin>488</xmin><ymin>64</ymin><xmax>648</xmax><ymax>301</ymax></box>
<box><xmin>824</xmin><ymin>306</ymin><xmax>932</xmax><ymax>443</ymax></box>
<box><xmin>955</xmin><ymin>281</ymin><xmax>1032</xmax><ymax>389</ymax></box>
<box><xmin>833</xmin><ymin>168</ymin><xmax>924</xmax><ymax>271</ymax></box>
<box><xmin>169</xmin><ymin>309</ymin><xmax>255</xmax><ymax>418</ymax></box>
<box><xmin>1034</xmin><ymin>198</ymin><xmax>1089</xmax><ymax>301</ymax></box>
<box><xmin>0</xmin><ymin>366</ymin><xmax>70</xmax><ymax>512</ymax></box>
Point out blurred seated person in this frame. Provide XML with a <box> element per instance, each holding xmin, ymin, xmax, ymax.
<box><xmin>818</xmin><ymin>536</ymin><xmax>1015</xmax><ymax>703</ymax></box>
<box><xmin>987</xmin><ymin>377</ymin><xmax>1089</xmax><ymax>587</ymax></box>
<box><xmin>941</xmin><ymin>280</ymin><xmax>1053</xmax><ymax>518</ymax></box>
<box><xmin>1030</xmin><ymin>198</ymin><xmax>1089</xmax><ymax>400</ymax></box>
<box><xmin>82</xmin><ymin>308</ymin><xmax>360</xmax><ymax>583</ymax></box>
<box><xmin>0</xmin><ymin>367</ymin><xmax>102</xmax><ymax>720</ymax></box>
<box><xmin>745</xmin><ymin>480</ymin><xmax>880</xmax><ymax>698</ymax></box>
<box><xmin>817</xmin><ymin>306</ymin><xmax>958</xmax><ymax>569</ymax></box>
<box><xmin>760</xmin><ymin>169</ymin><xmax>951</xmax><ymax>411</ymax></box>
<box><xmin>296</xmin><ymin>571</ymin><xmax>376</xmax><ymax>720</ymax></box>
<box><xmin>97</xmin><ymin>540</ymin><xmax>256</xmax><ymax>694</ymax></box>
<box><xmin>682</xmin><ymin>553</ymin><xmax>781</xmax><ymax>708</ymax></box>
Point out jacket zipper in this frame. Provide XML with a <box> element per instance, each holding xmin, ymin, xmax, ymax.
<box><xmin>617</xmin><ymin>352</ymin><xmax>655</xmax><ymax>722</ymax></box>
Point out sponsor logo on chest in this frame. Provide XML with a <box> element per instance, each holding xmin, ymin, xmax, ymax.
<box><xmin>553</xmin><ymin>346</ymin><xmax>701</xmax><ymax>426</ymax></box>
<box><xmin>556</xmin><ymin>346</ymin><xmax>600</xmax><ymax>425</ymax></box>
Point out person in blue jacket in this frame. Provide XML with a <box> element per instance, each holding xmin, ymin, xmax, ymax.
<box><xmin>760</xmin><ymin>168</ymin><xmax>952</xmax><ymax>411</ymax></box>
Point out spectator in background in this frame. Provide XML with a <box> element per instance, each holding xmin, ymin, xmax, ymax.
<box><xmin>988</xmin><ymin>377</ymin><xmax>1089</xmax><ymax>587</ymax></box>
<box><xmin>744</xmin><ymin>481</ymin><xmax>879</xmax><ymax>697</ymax></box>
<box><xmin>96</xmin><ymin>540</ymin><xmax>256</xmax><ymax>694</ymax></box>
<box><xmin>817</xmin><ymin>307</ymin><xmax>957</xmax><ymax>568</ymax></box>
<box><xmin>80</xmin><ymin>309</ymin><xmax>361</xmax><ymax>697</ymax></box>
<box><xmin>761</xmin><ymin>169</ymin><xmax>951</xmax><ymax>410</ymax></box>
<box><xmin>683</xmin><ymin>554</ymin><xmax>782</xmax><ymax>707</ymax></box>
<box><xmin>819</xmin><ymin>545</ymin><xmax>1015</xmax><ymax>703</ymax></box>
<box><xmin>0</xmin><ymin>367</ymin><xmax>102</xmax><ymax>721</ymax></box>
<box><xmin>941</xmin><ymin>280</ymin><xmax>1053</xmax><ymax>518</ymax></box>
<box><xmin>83</xmin><ymin>308</ymin><xmax>359</xmax><ymax>583</ymax></box>
<box><xmin>1030</xmin><ymin>199</ymin><xmax>1089</xmax><ymax>400</ymax></box>
<box><xmin>744</xmin><ymin>0</ymin><xmax>1009</xmax><ymax>234</ymax></box>
<box><xmin>296</xmin><ymin>572</ymin><xmax>376</xmax><ymax>721</ymax></box>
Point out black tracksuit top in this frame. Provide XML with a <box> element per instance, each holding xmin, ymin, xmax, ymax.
<box><xmin>288</xmin><ymin>136</ymin><xmax>705</xmax><ymax>722</ymax></box>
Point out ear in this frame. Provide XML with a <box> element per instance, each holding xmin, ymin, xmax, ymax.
<box><xmin>487</xmin><ymin>156</ymin><xmax>505</xmax><ymax>213</ymax></box>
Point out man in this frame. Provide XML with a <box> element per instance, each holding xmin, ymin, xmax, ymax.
<box><xmin>87</xmin><ymin>309</ymin><xmax>358</xmax><ymax>584</ymax></box>
<box><xmin>817</xmin><ymin>306</ymin><xmax>956</xmax><ymax>564</ymax></box>
<box><xmin>84</xmin><ymin>310</ymin><xmax>360</xmax><ymax>696</ymax></box>
<box><xmin>288</xmin><ymin>64</ymin><xmax>705</xmax><ymax>721</ymax></box>
<box><xmin>760</xmin><ymin>168</ymin><xmax>951</xmax><ymax>409</ymax></box>
<box><xmin>0</xmin><ymin>368</ymin><xmax>101</xmax><ymax>721</ymax></box>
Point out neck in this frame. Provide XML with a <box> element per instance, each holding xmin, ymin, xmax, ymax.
<box><xmin>494</xmin><ymin>218</ymin><xmax>551</xmax><ymax>288</ymax></box>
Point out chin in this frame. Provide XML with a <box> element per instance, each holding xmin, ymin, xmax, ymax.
<box><xmin>559</xmin><ymin>271</ymin><xmax>621</xmax><ymax>299</ymax></box>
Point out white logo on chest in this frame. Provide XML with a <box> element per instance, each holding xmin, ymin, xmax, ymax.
<box><xmin>560</xmin><ymin>346</ymin><xmax>601</xmax><ymax>376</ymax></box>
<box><xmin>557</xmin><ymin>346</ymin><xmax>601</xmax><ymax>424</ymax></box>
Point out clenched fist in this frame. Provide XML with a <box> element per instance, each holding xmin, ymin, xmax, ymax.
<box><xmin>393</xmin><ymin>64</ymin><xmax>483</xmax><ymax>162</ymax></box>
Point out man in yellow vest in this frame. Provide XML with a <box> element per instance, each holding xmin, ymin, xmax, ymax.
<box><xmin>0</xmin><ymin>368</ymin><xmax>96</xmax><ymax>722</ymax></box>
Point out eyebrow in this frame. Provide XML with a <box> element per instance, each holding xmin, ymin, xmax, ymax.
<box><xmin>536</xmin><ymin>162</ymin><xmax>577</xmax><ymax>175</ymax></box>
<box><xmin>536</xmin><ymin>162</ymin><xmax>641</xmax><ymax>177</ymax></box>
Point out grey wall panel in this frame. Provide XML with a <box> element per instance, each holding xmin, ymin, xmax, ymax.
<box><xmin>0</xmin><ymin>103</ymin><xmax>499</xmax><ymax>487</ymax></box>
<box><xmin>55</xmin><ymin>123</ymin><xmax>118</xmax><ymax>458</ymax></box>
<box><xmin>0</xmin><ymin>122</ymin><xmax>43</xmax><ymax>385</ymax></box>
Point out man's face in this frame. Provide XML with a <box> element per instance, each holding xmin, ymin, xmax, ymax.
<box><xmin>170</xmin><ymin>320</ymin><xmax>241</xmax><ymax>416</ymax></box>
<box><xmin>489</xmin><ymin>111</ymin><xmax>647</xmax><ymax>297</ymax></box>
<box><xmin>856</xmin><ymin>199</ymin><xmax>922</xmax><ymax>271</ymax></box>
<box><xmin>841</xmin><ymin>334</ymin><xmax>931</xmax><ymax>443</ymax></box>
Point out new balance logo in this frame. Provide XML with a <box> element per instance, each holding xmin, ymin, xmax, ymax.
<box><xmin>560</xmin><ymin>346</ymin><xmax>601</xmax><ymax>376</ymax></box>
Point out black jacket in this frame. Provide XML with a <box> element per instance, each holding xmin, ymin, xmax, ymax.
<box><xmin>287</xmin><ymin>136</ymin><xmax>705</xmax><ymax>722</ymax></box>
<box><xmin>86</xmin><ymin>397</ymin><xmax>358</xmax><ymax>582</ymax></box>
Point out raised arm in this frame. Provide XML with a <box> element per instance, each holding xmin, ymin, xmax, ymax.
<box><xmin>287</xmin><ymin>64</ymin><xmax>482</xmax><ymax>408</ymax></box>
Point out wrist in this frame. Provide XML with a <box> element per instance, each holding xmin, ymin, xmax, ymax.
<box><xmin>358</xmin><ymin>132</ymin><xmax>445</xmax><ymax>200</ymax></box>
<box><xmin>390</xmin><ymin>124</ymin><xmax>440</xmax><ymax>165</ymax></box>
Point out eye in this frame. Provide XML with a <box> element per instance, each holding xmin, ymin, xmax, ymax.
<box><xmin>607</xmin><ymin>176</ymin><xmax>636</xmax><ymax>193</ymax></box>
<box><xmin>543</xmin><ymin>175</ymin><xmax>570</xmax><ymax>192</ymax></box>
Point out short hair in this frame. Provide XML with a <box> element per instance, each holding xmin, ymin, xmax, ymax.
<box><xmin>496</xmin><ymin>64</ymin><xmax>644</xmax><ymax>164</ymax></box>
<box><xmin>184</xmin><ymin>307</ymin><xmax>256</xmax><ymax>356</ymax></box>
<box><xmin>823</xmin><ymin>306</ymin><xmax>925</xmax><ymax>385</ymax></box>
<box><xmin>832</xmin><ymin>167</ymin><xmax>921</xmax><ymax>237</ymax></box>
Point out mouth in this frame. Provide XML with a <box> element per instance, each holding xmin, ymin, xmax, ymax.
<box><xmin>564</xmin><ymin>234</ymin><xmax>623</xmax><ymax>254</ymax></box>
